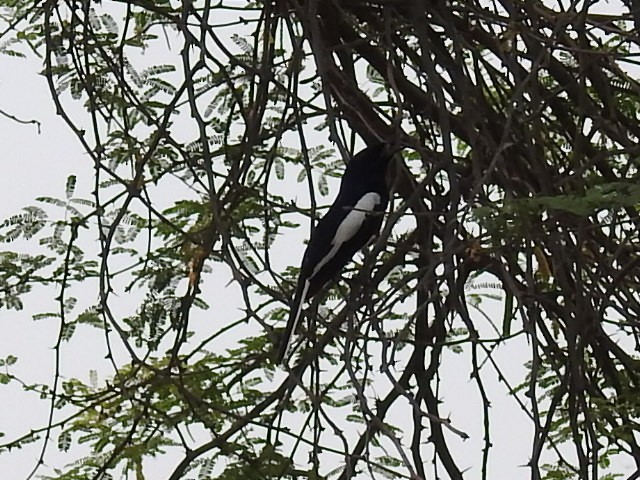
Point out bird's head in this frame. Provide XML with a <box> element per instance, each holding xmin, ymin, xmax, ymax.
<box><xmin>348</xmin><ymin>141</ymin><xmax>401</xmax><ymax>174</ymax></box>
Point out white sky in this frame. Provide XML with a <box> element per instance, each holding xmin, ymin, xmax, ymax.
<box><xmin>1</xmin><ymin>1</ymin><xmax>638</xmax><ymax>479</ymax></box>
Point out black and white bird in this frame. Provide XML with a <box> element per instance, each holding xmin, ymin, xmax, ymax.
<box><xmin>277</xmin><ymin>142</ymin><xmax>397</xmax><ymax>364</ymax></box>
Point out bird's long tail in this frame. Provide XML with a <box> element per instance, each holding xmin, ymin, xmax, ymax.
<box><xmin>276</xmin><ymin>278</ymin><xmax>309</xmax><ymax>364</ymax></box>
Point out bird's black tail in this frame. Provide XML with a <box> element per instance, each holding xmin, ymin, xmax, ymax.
<box><xmin>276</xmin><ymin>278</ymin><xmax>309</xmax><ymax>364</ymax></box>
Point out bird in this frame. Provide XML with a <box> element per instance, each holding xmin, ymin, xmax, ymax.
<box><xmin>276</xmin><ymin>141</ymin><xmax>398</xmax><ymax>364</ymax></box>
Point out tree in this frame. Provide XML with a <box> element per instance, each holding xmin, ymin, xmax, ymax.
<box><xmin>2</xmin><ymin>0</ymin><xmax>640</xmax><ymax>479</ymax></box>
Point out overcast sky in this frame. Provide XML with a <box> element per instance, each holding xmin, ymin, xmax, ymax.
<box><xmin>1</xmin><ymin>2</ymin><xmax>638</xmax><ymax>479</ymax></box>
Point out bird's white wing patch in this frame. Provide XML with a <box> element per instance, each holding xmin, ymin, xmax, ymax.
<box><xmin>333</xmin><ymin>192</ymin><xmax>380</xmax><ymax>244</ymax></box>
<box><xmin>311</xmin><ymin>192</ymin><xmax>381</xmax><ymax>278</ymax></box>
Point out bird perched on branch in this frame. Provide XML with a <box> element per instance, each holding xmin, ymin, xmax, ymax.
<box><xmin>277</xmin><ymin>142</ymin><xmax>398</xmax><ymax>364</ymax></box>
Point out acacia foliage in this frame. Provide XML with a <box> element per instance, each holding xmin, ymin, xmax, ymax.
<box><xmin>2</xmin><ymin>0</ymin><xmax>640</xmax><ymax>479</ymax></box>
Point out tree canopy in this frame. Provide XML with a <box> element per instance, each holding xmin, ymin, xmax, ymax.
<box><xmin>2</xmin><ymin>0</ymin><xmax>640</xmax><ymax>479</ymax></box>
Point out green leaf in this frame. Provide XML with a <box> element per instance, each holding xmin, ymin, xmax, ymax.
<box><xmin>274</xmin><ymin>157</ymin><xmax>285</xmax><ymax>179</ymax></box>
<box><xmin>36</xmin><ymin>196</ymin><xmax>65</xmax><ymax>207</ymax></box>
<box><xmin>317</xmin><ymin>173</ymin><xmax>328</xmax><ymax>196</ymax></box>
<box><xmin>64</xmin><ymin>296</ymin><xmax>77</xmax><ymax>314</ymax></box>
<box><xmin>198</xmin><ymin>457</ymin><xmax>216</xmax><ymax>480</ymax></box>
<box><xmin>60</xmin><ymin>322</ymin><xmax>76</xmax><ymax>342</ymax></box>
<box><xmin>101</xmin><ymin>14</ymin><xmax>118</xmax><ymax>35</ymax></box>
<box><xmin>58</xmin><ymin>431</ymin><xmax>72</xmax><ymax>452</ymax></box>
